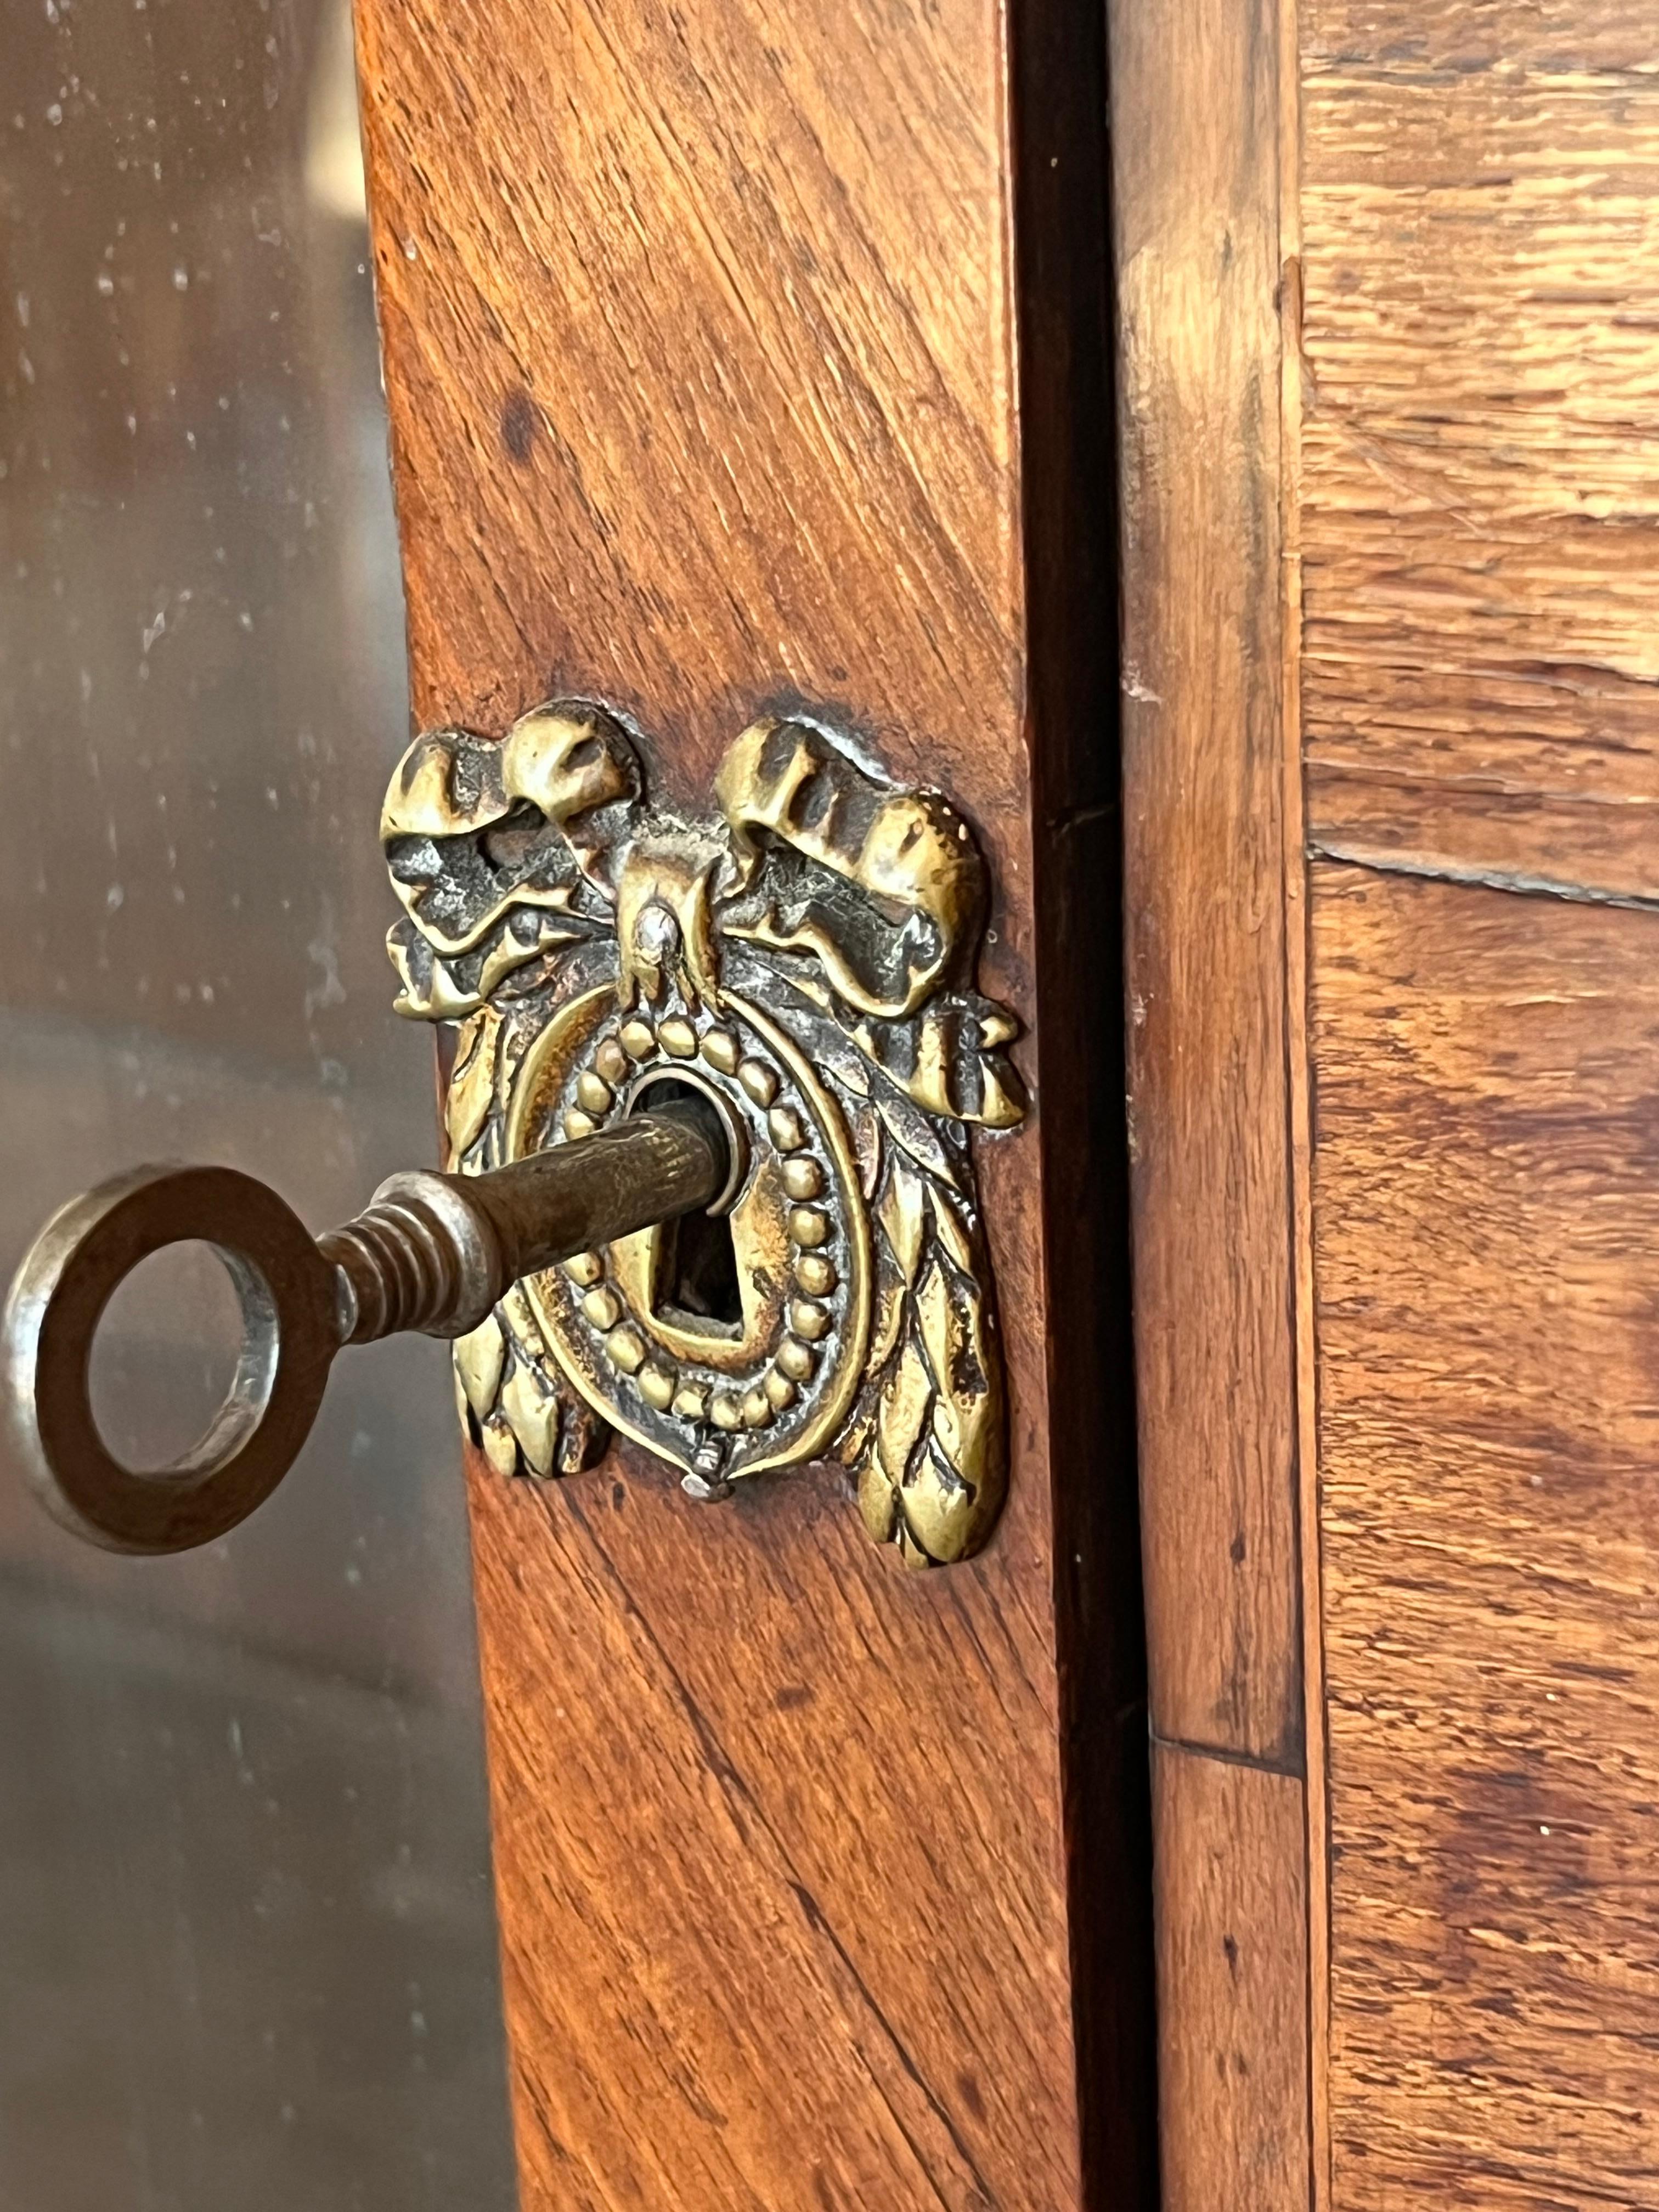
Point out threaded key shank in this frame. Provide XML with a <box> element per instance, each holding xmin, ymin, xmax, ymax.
<box><xmin>320</xmin><ymin>1102</ymin><xmax>729</xmax><ymax>1345</ymax></box>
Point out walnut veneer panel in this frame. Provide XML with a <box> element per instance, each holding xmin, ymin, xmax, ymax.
<box><xmin>352</xmin><ymin>1</ymin><xmax>1147</xmax><ymax>2205</ymax></box>
<box><xmin>1124</xmin><ymin>0</ymin><xmax>1659</xmax><ymax>2203</ymax></box>
<box><xmin>1301</xmin><ymin>0</ymin><xmax>1659</xmax><ymax>900</ymax></box>
<box><xmin>1314</xmin><ymin>862</ymin><xmax>1659</xmax><ymax>2209</ymax></box>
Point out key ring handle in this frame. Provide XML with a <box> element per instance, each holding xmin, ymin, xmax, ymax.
<box><xmin>3</xmin><ymin>1164</ymin><xmax>340</xmax><ymax>1555</ymax></box>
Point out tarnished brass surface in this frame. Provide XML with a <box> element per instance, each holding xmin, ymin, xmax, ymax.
<box><xmin>324</xmin><ymin>1103</ymin><xmax>729</xmax><ymax>1343</ymax></box>
<box><xmin>5</xmin><ymin>702</ymin><xmax>1026</xmax><ymax>1568</ymax></box>
<box><xmin>383</xmin><ymin>703</ymin><xmax>1028</xmax><ymax>1567</ymax></box>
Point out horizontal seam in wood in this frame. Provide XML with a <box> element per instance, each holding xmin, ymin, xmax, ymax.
<box><xmin>1307</xmin><ymin>838</ymin><xmax>1659</xmax><ymax>916</ymax></box>
<box><xmin>1151</xmin><ymin>1730</ymin><xmax>1307</xmax><ymax>1781</ymax></box>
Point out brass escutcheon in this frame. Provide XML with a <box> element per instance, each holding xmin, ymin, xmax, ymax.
<box><xmin>382</xmin><ymin>703</ymin><xmax>1028</xmax><ymax>1568</ymax></box>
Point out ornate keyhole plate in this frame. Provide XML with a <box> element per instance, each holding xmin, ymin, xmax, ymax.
<box><xmin>505</xmin><ymin>979</ymin><xmax>874</xmax><ymax>1492</ymax></box>
<box><xmin>380</xmin><ymin>701</ymin><xmax>1027</xmax><ymax>1568</ymax></box>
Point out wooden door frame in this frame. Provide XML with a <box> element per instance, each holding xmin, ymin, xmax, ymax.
<box><xmin>354</xmin><ymin>0</ymin><xmax>1158</xmax><ymax>2201</ymax></box>
<box><xmin>1110</xmin><ymin>0</ymin><xmax>1325</xmax><ymax>2200</ymax></box>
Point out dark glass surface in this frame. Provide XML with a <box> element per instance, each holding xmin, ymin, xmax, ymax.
<box><xmin>0</xmin><ymin>3</ymin><xmax>515</xmax><ymax>2203</ymax></box>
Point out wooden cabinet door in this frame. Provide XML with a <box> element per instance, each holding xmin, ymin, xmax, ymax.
<box><xmin>351</xmin><ymin>4</ymin><xmax>1154</xmax><ymax>2208</ymax></box>
<box><xmin>1117</xmin><ymin>0</ymin><xmax>1659</xmax><ymax>2204</ymax></box>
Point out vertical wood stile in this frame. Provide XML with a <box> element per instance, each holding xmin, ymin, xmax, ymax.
<box><xmin>353</xmin><ymin>0</ymin><xmax>1156</xmax><ymax>2204</ymax></box>
<box><xmin>1110</xmin><ymin>0</ymin><xmax>1319</xmax><ymax>2198</ymax></box>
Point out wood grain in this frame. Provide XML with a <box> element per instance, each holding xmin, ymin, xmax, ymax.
<box><xmin>1313</xmin><ymin>862</ymin><xmax>1659</xmax><ymax>2209</ymax></box>
<box><xmin>1152</xmin><ymin>1746</ymin><xmax>1310</xmax><ymax>2212</ymax></box>
<box><xmin>353</xmin><ymin>0</ymin><xmax>1152</xmax><ymax>2204</ymax></box>
<box><xmin>1300</xmin><ymin>0</ymin><xmax>1659</xmax><ymax>901</ymax></box>
<box><xmin>1113</xmin><ymin>0</ymin><xmax>1305</xmax><ymax>1767</ymax></box>
<box><xmin>1126</xmin><ymin>0</ymin><xmax>1659</xmax><ymax>2203</ymax></box>
<box><xmin>472</xmin><ymin>1470</ymin><xmax>1061</xmax><ymax>2210</ymax></box>
<box><xmin>1299</xmin><ymin>21</ymin><xmax>1659</xmax><ymax>2196</ymax></box>
<box><xmin>1112</xmin><ymin>0</ymin><xmax>1318</xmax><ymax>2196</ymax></box>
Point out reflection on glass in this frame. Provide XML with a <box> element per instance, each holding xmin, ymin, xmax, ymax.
<box><xmin>0</xmin><ymin>2</ymin><xmax>515</xmax><ymax>2204</ymax></box>
<box><xmin>88</xmin><ymin>1240</ymin><xmax>248</xmax><ymax>1472</ymax></box>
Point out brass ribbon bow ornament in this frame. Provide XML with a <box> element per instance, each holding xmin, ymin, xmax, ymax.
<box><xmin>381</xmin><ymin>701</ymin><xmax>1026</xmax><ymax>1567</ymax></box>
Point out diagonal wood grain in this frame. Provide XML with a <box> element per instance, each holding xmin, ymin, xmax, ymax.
<box><xmin>355</xmin><ymin>0</ymin><xmax>1023</xmax><ymax>810</ymax></box>
<box><xmin>472</xmin><ymin>1471</ymin><xmax>1024</xmax><ymax>2211</ymax></box>
<box><xmin>353</xmin><ymin>0</ymin><xmax>1149</xmax><ymax>2204</ymax></box>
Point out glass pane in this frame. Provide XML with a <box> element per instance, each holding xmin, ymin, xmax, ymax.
<box><xmin>0</xmin><ymin>2</ymin><xmax>515</xmax><ymax>2204</ymax></box>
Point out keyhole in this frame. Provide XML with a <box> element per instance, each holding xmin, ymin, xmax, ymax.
<box><xmin>656</xmin><ymin>1207</ymin><xmax>743</xmax><ymax>1333</ymax></box>
<box><xmin>631</xmin><ymin>1077</ymin><xmax>744</xmax><ymax>1334</ymax></box>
